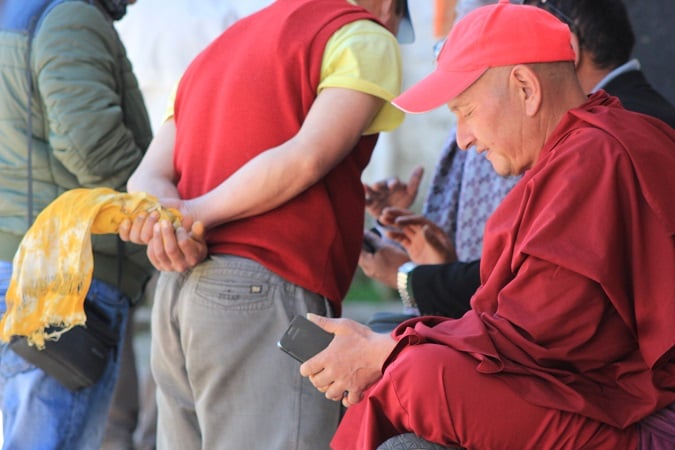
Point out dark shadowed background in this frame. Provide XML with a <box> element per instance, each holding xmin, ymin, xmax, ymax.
<box><xmin>626</xmin><ymin>0</ymin><xmax>675</xmax><ymax>105</ymax></box>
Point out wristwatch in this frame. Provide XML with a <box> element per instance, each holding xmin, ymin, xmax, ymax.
<box><xmin>396</xmin><ymin>262</ymin><xmax>418</xmax><ymax>309</ymax></box>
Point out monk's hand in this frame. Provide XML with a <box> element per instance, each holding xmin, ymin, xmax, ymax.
<box><xmin>300</xmin><ymin>314</ymin><xmax>397</xmax><ymax>408</ymax></box>
<box><xmin>389</xmin><ymin>214</ymin><xmax>457</xmax><ymax>264</ymax></box>
<box><xmin>147</xmin><ymin>218</ymin><xmax>207</xmax><ymax>272</ymax></box>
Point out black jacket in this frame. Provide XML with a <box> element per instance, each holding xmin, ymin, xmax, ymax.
<box><xmin>603</xmin><ymin>69</ymin><xmax>675</xmax><ymax>129</ymax></box>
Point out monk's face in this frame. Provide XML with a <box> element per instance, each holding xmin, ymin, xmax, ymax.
<box><xmin>449</xmin><ymin>67</ymin><xmax>539</xmax><ymax>176</ymax></box>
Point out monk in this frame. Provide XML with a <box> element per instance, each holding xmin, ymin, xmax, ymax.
<box><xmin>299</xmin><ymin>1</ymin><xmax>675</xmax><ymax>449</ymax></box>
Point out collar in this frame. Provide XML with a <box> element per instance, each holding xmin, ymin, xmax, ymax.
<box><xmin>98</xmin><ymin>0</ymin><xmax>127</xmax><ymax>21</ymax></box>
<box><xmin>591</xmin><ymin>59</ymin><xmax>641</xmax><ymax>93</ymax></box>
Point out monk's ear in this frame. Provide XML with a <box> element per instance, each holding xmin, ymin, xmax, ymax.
<box><xmin>570</xmin><ymin>33</ymin><xmax>581</xmax><ymax>68</ymax></box>
<box><xmin>510</xmin><ymin>64</ymin><xmax>541</xmax><ymax>117</ymax></box>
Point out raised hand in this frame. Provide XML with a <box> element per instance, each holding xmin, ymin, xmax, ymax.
<box><xmin>364</xmin><ymin>166</ymin><xmax>424</xmax><ymax>219</ymax></box>
<box><xmin>382</xmin><ymin>208</ymin><xmax>457</xmax><ymax>265</ymax></box>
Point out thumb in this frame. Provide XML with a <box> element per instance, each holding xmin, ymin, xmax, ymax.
<box><xmin>306</xmin><ymin>313</ymin><xmax>338</xmax><ymax>333</ymax></box>
<box><xmin>423</xmin><ymin>225</ymin><xmax>444</xmax><ymax>251</ymax></box>
<box><xmin>408</xmin><ymin>165</ymin><xmax>425</xmax><ymax>192</ymax></box>
<box><xmin>190</xmin><ymin>221</ymin><xmax>206</xmax><ymax>240</ymax></box>
<box><xmin>423</xmin><ymin>225</ymin><xmax>457</xmax><ymax>262</ymax></box>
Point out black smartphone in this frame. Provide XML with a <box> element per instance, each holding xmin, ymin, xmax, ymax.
<box><xmin>277</xmin><ymin>315</ymin><xmax>334</xmax><ymax>363</ymax></box>
<box><xmin>362</xmin><ymin>227</ymin><xmax>382</xmax><ymax>253</ymax></box>
<box><xmin>362</xmin><ymin>235</ymin><xmax>377</xmax><ymax>253</ymax></box>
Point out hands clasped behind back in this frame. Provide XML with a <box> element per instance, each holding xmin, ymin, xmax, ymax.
<box><xmin>118</xmin><ymin>201</ymin><xmax>207</xmax><ymax>272</ymax></box>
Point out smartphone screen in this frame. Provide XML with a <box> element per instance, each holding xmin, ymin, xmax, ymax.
<box><xmin>277</xmin><ymin>315</ymin><xmax>334</xmax><ymax>363</ymax></box>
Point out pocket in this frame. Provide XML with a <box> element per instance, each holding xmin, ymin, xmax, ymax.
<box><xmin>193</xmin><ymin>269</ymin><xmax>273</xmax><ymax>312</ymax></box>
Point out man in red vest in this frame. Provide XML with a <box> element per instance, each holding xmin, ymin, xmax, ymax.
<box><xmin>120</xmin><ymin>0</ymin><xmax>414</xmax><ymax>448</ymax></box>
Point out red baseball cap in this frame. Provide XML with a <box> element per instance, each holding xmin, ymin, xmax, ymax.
<box><xmin>393</xmin><ymin>0</ymin><xmax>575</xmax><ymax>113</ymax></box>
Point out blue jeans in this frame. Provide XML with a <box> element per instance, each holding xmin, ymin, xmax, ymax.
<box><xmin>0</xmin><ymin>260</ymin><xmax>129</xmax><ymax>450</ymax></box>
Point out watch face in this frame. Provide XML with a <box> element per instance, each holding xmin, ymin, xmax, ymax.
<box><xmin>397</xmin><ymin>262</ymin><xmax>417</xmax><ymax>309</ymax></box>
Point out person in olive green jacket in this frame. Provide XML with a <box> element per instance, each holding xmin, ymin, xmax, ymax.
<box><xmin>0</xmin><ymin>0</ymin><xmax>153</xmax><ymax>448</ymax></box>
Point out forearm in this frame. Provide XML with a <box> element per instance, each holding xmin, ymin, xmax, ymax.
<box><xmin>187</xmin><ymin>141</ymin><xmax>326</xmax><ymax>229</ymax></box>
<box><xmin>128</xmin><ymin>176</ymin><xmax>180</xmax><ymax>200</ymax></box>
<box><xmin>127</xmin><ymin>120</ymin><xmax>180</xmax><ymax>199</ymax></box>
<box><xmin>188</xmin><ymin>87</ymin><xmax>383</xmax><ymax>229</ymax></box>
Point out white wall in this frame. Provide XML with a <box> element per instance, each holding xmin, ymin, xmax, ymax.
<box><xmin>118</xmin><ymin>0</ymin><xmax>240</xmax><ymax>130</ymax></box>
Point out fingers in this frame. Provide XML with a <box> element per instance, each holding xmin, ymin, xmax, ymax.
<box><xmin>190</xmin><ymin>220</ymin><xmax>206</xmax><ymax>240</ymax></box>
<box><xmin>422</xmin><ymin>224</ymin><xmax>445</xmax><ymax>251</ymax></box>
<box><xmin>385</xmin><ymin>176</ymin><xmax>404</xmax><ymax>190</ymax></box>
<box><xmin>118</xmin><ymin>219</ymin><xmax>131</xmax><ymax>241</ymax></box>
<box><xmin>379</xmin><ymin>207</ymin><xmax>412</xmax><ymax>226</ymax></box>
<box><xmin>147</xmin><ymin>220</ymin><xmax>206</xmax><ymax>272</ymax></box>
<box><xmin>358</xmin><ymin>250</ymin><xmax>376</xmax><ymax>276</ymax></box>
<box><xmin>365</xmin><ymin>177</ymin><xmax>398</xmax><ymax>198</ymax></box>
<box><xmin>147</xmin><ymin>221</ymin><xmax>178</xmax><ymax>271</ymax></box>
<box><xmin>324</xmin><ymin>383</ymin><xmax>348</xmax><ymax>402</ymax></box>
<box><xmin>307</xmin><ymin>369</ymin><xmax>352</xmax><ymax>404</ymax></box>
<box><xmin>174</xmin><ymin>228</ymin><xmax>205</xmax><ymax>268</ymax></box>
<box><xmin>306</xmin><ymin>313</ymin><xmax>338</xmax><ymax>333</ymax></box>
<box><xmin>395</xmin><ymin>214</ymin><xmax>432</xmax><ymax>228</ymax></box>
<box><xmin>384</xmin><ymin>228</ymin><xmax>408</xmax><ymax>246</ymax></box>
<box><xmin>423</xmin><ymin>224</ymin><xmax>458</xmax><ymax>262</ymax></box>
<box><xmin>407</xmin><ymin>166</ymin><xmax>424</xmax><ymax>194</ymax></box>
<box><xmin>342</xmin><ymin>390</ymin><xmax>363</xmax><ymax>408</ymax></box>
<box><xmin>118</xmin><ymin>212</ymin><xmax>160</xmax><ymax>244</ymax></box>
<box><xmin>309</xmin><ymin>371</ymin><xmax>362</xmax><ymax>407</ymax></box>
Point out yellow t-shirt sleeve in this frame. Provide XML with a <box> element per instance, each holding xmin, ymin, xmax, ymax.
<box><xmin>162</xmin><ymin>81</ymin><xmax>179</xmax><ymax>122</ymax></box>
<box><xmin>319</xmin><ymin>19</ymin><xmax>404</xmax><ymax>135</ymax></box>
<box><xmin>162</xmin><ymin>20</ymin><xmax>404</xmax><ymax>133</ymax></box>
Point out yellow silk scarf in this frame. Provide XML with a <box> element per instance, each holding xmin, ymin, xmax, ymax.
<box><xmin>0</xmin><ymin>187</ymin><xmax>181</xmax><ymax>348</ymax></box>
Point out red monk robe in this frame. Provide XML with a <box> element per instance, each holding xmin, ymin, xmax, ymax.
<box><xmin>332</xmin><ymin>92</ymin><xmax>675</xmax><ymax>449</ymax></box>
